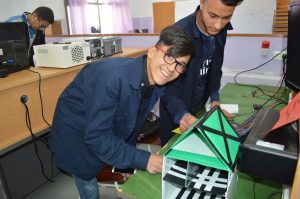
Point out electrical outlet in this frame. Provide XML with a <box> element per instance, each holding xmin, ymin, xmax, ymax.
<box><xmin>273</xmin><ymin>51</ymin><xmax>287</xmax><ymax>61</ymax></box>
<box><xmin>20</xmin><ymin>95</ymin><xmax>28</xmax><ymax>103</ymax></box>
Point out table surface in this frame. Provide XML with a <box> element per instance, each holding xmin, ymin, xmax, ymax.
<box><xmin>119</xmin><ymin>83</ymin><xmax>289</xmax><ymax>199</ymax></box>
<box><xmin>0</xmin><ymin>48</ymin><xmax>147</xmax><ymax>154</ymax></box>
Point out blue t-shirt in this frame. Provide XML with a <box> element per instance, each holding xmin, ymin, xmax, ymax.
<box><xmin>6</xmin><ymin>13</ymin><xmax>37</xmax><ymax>56</ymax></box>
<box><xmin>191</xmin><ymin>27</ymin><xmax>215</xmax><ymax>112</ymax></box>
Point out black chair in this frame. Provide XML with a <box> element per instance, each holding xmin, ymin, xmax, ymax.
<box><xmin>91</xmin><ymin>26</ymin><xmax>100</xmax><ymax>33</ymax></box>
<box><xmin>137</xmin><ymin>112</ymin><xmax>160</xmax><ymax>145</ymax></box>
<box><xmin>134</xmin><ymin>29</ymin><xmax>149</xmax><ymax>33</ymax></box>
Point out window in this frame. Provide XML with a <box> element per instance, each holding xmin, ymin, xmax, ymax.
<box><xmin>65</xmin><ymin>0</ymin><xmax>104</xmax><ymax>34</ymax></box>
<box><xmin>86</xmin><ymin>0</ymin><xmax>104</xmax><ymax>33</ymax></box>
<box><xmin>65</xmin><ymin>0</ymin><xmax>133</xmax><ymax>34</ymax></box>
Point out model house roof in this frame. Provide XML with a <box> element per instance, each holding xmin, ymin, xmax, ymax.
<box><xmin>164</xmin><ymin>106</ymin><xmax>241</xmax><ymax>172</ymax></box>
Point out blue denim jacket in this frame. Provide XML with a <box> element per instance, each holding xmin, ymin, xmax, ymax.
<box><xmin>49</xmin><ymin>56</ymin><xmax>164</xmax><ymax>180</ymax></box>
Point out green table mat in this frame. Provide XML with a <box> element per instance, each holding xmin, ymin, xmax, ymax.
<box><xmin>120</xmin><ymin>83</ymin><xmax>287</xmax><ymax>199</ymax></box>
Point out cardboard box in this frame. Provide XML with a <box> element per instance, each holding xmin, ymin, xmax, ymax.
<box><xmin>45</xmin><ymin>20</ymin><xmax>62</xmax><ymax>36</ymax></box>
<box><xmin>162</xmin><ymin>106</ymin><xmax>241</xmax><ymax>199</ymax></box>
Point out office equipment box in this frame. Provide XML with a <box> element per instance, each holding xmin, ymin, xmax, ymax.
<box><xmin>62</xmin><ymin>37</ymin><xmax>103</xmax><ymax>58</ymax></box>
<box><xmin>33</xmin><ymin>42</ymin><xmax>91</xmax><ymax>68</ymax></box>
<box><xmin>162</xmin><ymin>106</ymin><xmax>241</xmax><ymax>199</ymax></box>
<box><xmin>102</xmin><ymin>36</ymin><xmax>122</xmax><ymax>56</ymax></box>
<box><xmin>45</xmin><ymin>20</ymin><xmax>62</xmax><ymax>36</ymax></box>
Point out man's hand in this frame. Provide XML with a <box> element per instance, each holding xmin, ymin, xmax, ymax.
<box><xmin>146</xmin><ymin>154</ymin><xmax>163</xmax><ymax>174</ymax></box>
<box><xmin>179</xmin><ymin>113</ymin><xmax>198</xmax><ymax>131</ymax></box>
<box><xmin>211</xmin><ymin>101</ymin><xmax>235</xmax><ymax>118</ymax></box>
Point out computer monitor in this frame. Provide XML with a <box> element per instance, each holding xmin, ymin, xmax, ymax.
<box><xmin>285</xmin><ymin>0</ymin><xmax>300</xmax><ymax>92</ymax></box>
<box><xmin>0</xmin><ymin>22</ymin><xmax>29</xmax><ymax>74</ymax></box>
<box><xmin>0</xmin><ymin>22</ymin><xmax>28</xmax><ymax>43</ymax></box>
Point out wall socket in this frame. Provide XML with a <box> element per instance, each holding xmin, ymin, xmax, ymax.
<box><xmin>273</xmin><ymin>51</ymin><xmax>287</xmax><ymax>61</ymax></box>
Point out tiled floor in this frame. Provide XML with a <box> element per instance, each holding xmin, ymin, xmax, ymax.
<box><xmin>23</xmin><ymin>143</ymin><xmax>161</xmax><ymax>199</ymax></box>
<box><xmin>24</xmin><ymin>172</ymin><xmax>80</xmax><ymax>199</ymax></box>
<box><xmin>23</xmin><ymin>172</ymin><xmax>120</xmax><ymax>199</ymax></box>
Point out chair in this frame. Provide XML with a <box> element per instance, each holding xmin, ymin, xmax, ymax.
<box><xmin>134</xmin><ymin>29</ymin><xmax>149</xmax><ymax>33</ymax></box>
<box><xmin>91</xmin><ymin>26</ymin><xmax>101</xmax><ymax>33</ymax></box>
<box><xmin>137</xmin><ymin>112</ymin><xmax>160</xmax><ymax>145</ymax></box>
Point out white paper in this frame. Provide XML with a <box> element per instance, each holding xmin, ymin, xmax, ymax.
<box><xmin>206</xmin><ymin>104</ymin><xmax>239</xmax><ymax>114</ymax></box>
<box><xmin>256</xmin><ymin>140</ymin><xmax>284</xmax><ymax>150</ymax></box>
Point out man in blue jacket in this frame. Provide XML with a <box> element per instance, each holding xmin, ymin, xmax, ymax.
<box><xmin>49</xmin><ymin>26</ymin><xmax>194</xmax><ymax>199</ymax></box>
<box><xmin>6</xmin><ymin>6</ymin><xmax>54</xmax><ymax>66</ymax></box>
<box><xmin>159</xmin><ymin>0</ymin><xmax>244</xmax><ymax>146</ymax></box>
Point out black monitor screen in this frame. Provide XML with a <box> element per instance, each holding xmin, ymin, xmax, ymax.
<box><xmin>0</xmin><ymin>22</ymin><xmax>27</xmax><ymax>43</ymax></box>
<box><xmin>286</xmin><ymin>0</ymin><xmax>300</xmax><ymax>92</ymax></box>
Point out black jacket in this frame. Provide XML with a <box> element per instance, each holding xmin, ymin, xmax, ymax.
<box><xmin>28</xmin><ymin>29</ymin><xmax>45</xmax><ymax>66</ymax></box>
<box><xmin>159</xmin><ymin>6</ymin><xmax>233</xmax><ymax>145</ymax></box>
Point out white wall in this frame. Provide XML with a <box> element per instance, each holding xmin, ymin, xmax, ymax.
<box><xmin>175</xmin><ymin>0</ymin><xmax>198</xmax><ymax>21</ymax></box>
<box><xmin>129</xmin><ymin>0</ymin><xmax>154</xmax><ymax>18</ymax></box>
<box><xmin>0</xmin><ymin>0</ymin><xmax>39</xmax><ymax>21</ymax></box>
<box><xmin>1</xmin><ymin>0</ymin><xmax>277</xmax><ymax>34</ymax></box>
<box><xmin>130</xmin><ymin>0</ymin><xmax>277</xmax><ymax>34</ymax></box>
<box><xmin>229</xmin><ymin>0</ymin><xmax>276</xmax><ymax>34</ymax></box>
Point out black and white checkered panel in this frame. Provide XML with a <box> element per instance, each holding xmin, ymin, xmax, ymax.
<box><xmin>163</xmin><ymin>160</ymin><xmax>187</xmax><ymax>187</ymax></box>
<box><xmin>174</xmin><ymin>187</ymin><xmax>225</xmax><ymax>199</ymax></box>
<box><xmin>163</xmin><ymin>161</ymin><xmax>228</xmax><ymax>195</ymax></box>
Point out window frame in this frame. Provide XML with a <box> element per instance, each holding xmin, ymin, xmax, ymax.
<box><xmin>64</xmin><ymin>0</ymin><xmax>104</xmax><ymax>34</ymax></box>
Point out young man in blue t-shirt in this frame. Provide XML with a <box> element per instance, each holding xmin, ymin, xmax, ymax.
<box><xmin>6</xmin><ymin>6</ymin><xmax>54</xmax><ymax>66</ymax></box>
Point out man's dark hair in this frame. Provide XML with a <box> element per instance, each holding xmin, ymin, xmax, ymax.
<box><xmin>156</xmin><ymin>25</ymin><xmax>195</xmax><ymax>58</ymax></box>
<box><xmin>220</xmin><ymin>0</ymin><xmax>244</xmax><ymax>6</ymax></box>
<box><xmin>33</xmin><ymin>6</ymin><xmax>54</xmax><ymax>24</ymax></box>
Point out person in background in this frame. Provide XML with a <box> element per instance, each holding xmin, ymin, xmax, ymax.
<box><xmin>49</xmin><ymin>25</ymin><xmax>195</xmax><ymax>199</ymax></box>
<box><xmin>6</xmin><ymin>6</ymin><xmax>54</xmax><ymax>66</ymax></box>
<box><xmin>159</xmin><ymin>0</ymin><xmax>244</xmax><ymax>146</ymax></box>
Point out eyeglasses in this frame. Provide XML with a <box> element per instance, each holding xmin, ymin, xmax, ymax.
<box><xmin>155</xmin><ymin>46</ymin><xmax>187</xmax><ymax>74</ymax></box>
<box><xmin>37</xmin><ymin>17</ymin><xmax>49</xmax><ymax>30</ymax></box>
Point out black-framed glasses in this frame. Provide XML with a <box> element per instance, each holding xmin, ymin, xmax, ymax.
<box><xmin>156</xmin><ymin>46</ymin><xmax>187</xmax><ymax>74</ymax></box>
<box><xmin>37</xmin><ymin>17</ymin><xmax>49</xmax><ymax>30</ymax></box>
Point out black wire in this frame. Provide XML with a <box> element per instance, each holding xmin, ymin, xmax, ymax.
<box><xmin>27</xmin><ymin>69</ymin><xmax>52</xmax><ymax>129</ymax></box>
<box><xmin>267</xmin><ymin>191</ymin><xmax>281</xmax><ymax>199</ymax></box>
<box><xmin>271</xmin><ymin>102</ymin><xmax>286</xmax><ymax>109</ymax></box>
<box><xmin>234</xmin><ymin>48</ymin><xmax>287</xmax><ymax>84</ymax></box>
<box><xmin>234</xmin><ymin>111</ymin><xmax>255</xmax><ymax>118</ymax></box>
<box><xmin>21</xmin><ymin>101</ymin><xmax>54</xmax><ymax>183</ymax></box>
<box><xmin>279</xmin><ymin>86</ymin><xmax>288</xmax><ymax>99</ymax></box>
<box><xmin>253</xmin><ymin>179</ymin><xmax>282</xmax><ymax>199</ymax></box>
<box><xmin>26</xmin><ymin>68</ymin><xmax>56</xmax><ymax>182</ymax></box>
<box><xmin>260</xmin><ymin>74</ymin><xmax>287</xmax><ymax>108</ymax></box>
<box><xmin>234</xmin><ymin>48</ymin><xmax>288</xmax><ymax>105</ymax></box>
<box><xmin>234</xmin><ymin>76</ymin><xmax>286</xmax><ymax>121</ymax></box>
<box><xmin>20</xmin><ymin>171</ymin><xmax>61</xmax><ymax>199</ymax></box>
<box><xmin>253</xmin><ymin>178</ymin><xmax>256</xmax><ymax>199</ymax></box>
